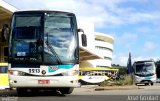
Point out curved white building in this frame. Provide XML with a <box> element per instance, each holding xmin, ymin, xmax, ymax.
<box><xmin>78</xmin><ymin>24</ymin><xmax>115</xmax><ymax>84</ymax></box>
<box><xmin>80</xmin><ymin>32</ymin><xmax>114</xmax><ymax>68</ymax></box>
<box><xmin>94</xmin><ymin>32</ymin><xmax>114</xmax><ymax>67</ymax></box>
<box><xmin>78</xmin><ymin>22</ymin><xmax>114</xmax><ymax>69</ymax></box>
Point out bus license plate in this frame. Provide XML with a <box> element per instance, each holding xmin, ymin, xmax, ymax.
<box><xmin>38</xmin><ymin>80</ymin><xmax>50</xmax><ymax>84</ymax></box>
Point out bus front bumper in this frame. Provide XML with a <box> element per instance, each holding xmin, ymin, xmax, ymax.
<box><xmin>134</xmin><ymin>75</ymin><xmax>157</xmax><ymax>84</ymax></box>
<box><xmin>9</xmin><ymin>75</ymin><xmax>79</xmax><ymax>88</ymax></box>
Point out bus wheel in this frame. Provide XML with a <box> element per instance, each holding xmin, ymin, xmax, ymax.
<box><xmin>150</xmin><ymin>82</ymin><xmax>153</xmax><ymax>86</ymax></box>
<box><xmin>60</xmin><ymin>87</ymin><xmax>74</xmax><ymax>94</ymax></box>
<box><xmin>17</xmin><ymin>88</ymin><xmax>27</xmax><ymax>97</ymax></box>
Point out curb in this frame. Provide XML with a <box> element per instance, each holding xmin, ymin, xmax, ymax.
<box><xmin>95</xmin><ymin>86</ymin><xmax>138</xmax><ymax>91</ymax></box>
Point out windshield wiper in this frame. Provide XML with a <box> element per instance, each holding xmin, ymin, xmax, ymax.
<box><xmin>45</xmin><ymin>33</ymin><xmax>62</xmax><ymax>64</ymax></box>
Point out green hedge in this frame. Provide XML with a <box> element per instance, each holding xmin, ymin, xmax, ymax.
<box><xmin>99</xmin><ymin>75</ymin><xmax>133</xmax><ymax>86</ymax></box>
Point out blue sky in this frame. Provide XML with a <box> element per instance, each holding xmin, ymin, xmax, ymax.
<box><xmin>4</xmin><ymin>0</ymin><xmax>160</xmax><ymax>66</ymax></box>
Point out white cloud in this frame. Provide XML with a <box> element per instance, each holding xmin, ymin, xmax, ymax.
<box><xmin>143</xmin><ymin>41</ymin><xmax>158</xmax><ymax>52</ymax></box>
<box><xmin>137</xmin><ymin>27</ymin><xmax>152</xmax><ymax>33</ymax></box>
<box><xmin>86</xmin><ymin>0</ymin><xmax>160</xmax><ymax>27</ymax></box>
<box><xmin>119</xmin><ymin>33</ymin><xmax>138</xmax><ymax>43</ymax></box>
<box><xmin>114</xmin><ymin>32</ymin><xmax>138</xmax><ymax>49</ymax></box>
<box><xmin>112</xmin><ymin>53</ymin><xmax>160</xmax><ymax>66</ymax></box>
<box><xmin>112</xmin><ymin>53</ymin><xmax>129</xmax><ymax>66</ymax></box>
<box><xmin>4</xmin><ymin>0</ymin><xmax>160</xmax><ymax>28</ymax></box>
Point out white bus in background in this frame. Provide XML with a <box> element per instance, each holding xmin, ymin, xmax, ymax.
<box><xmin>133</xmin><ymin>60</ymin><xmax>157</xmax><ymax>86</ymax></box>
<box><xmin>8</xmin><ymin>10</ymin><xmax>87</xmax><ymax>96</ymax></box>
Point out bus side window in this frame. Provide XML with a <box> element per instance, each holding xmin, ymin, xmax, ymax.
<box><xmin>0</xmin><ymin>66</ymin><xmax>8</xmax><ymax>73</ymax></box>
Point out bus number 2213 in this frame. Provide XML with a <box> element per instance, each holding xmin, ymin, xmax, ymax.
<box><xmin>29</xmin><ymin>69</ymin><xmax>40</xmax><ymax>73</ymax></box>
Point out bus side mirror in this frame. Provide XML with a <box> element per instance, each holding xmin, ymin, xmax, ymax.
<box><xmin>81</xmin><ymin>34</ymin><xmax>87</xmax><ymax>47</ymax></box>
<box><xmin>78</xmin><ymin>29</ymin><xmax>87</xmax><ymax>47</ymax></box>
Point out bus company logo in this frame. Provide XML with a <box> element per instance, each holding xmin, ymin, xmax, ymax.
<box><xmin>49</xmin><ymin>66</ymin><xmax>58</xmax><ymax>72</ymax></box>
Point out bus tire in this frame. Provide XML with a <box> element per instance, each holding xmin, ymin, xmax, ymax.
<box><xmin>150</xmin><ymin>82</ymin><xmax>153</xmax><ymax>86</ymax></box>
<box><xmin>60</xmin><ymin>87</ymin><xmax>74</xmax><ymax>94</ymax></box>
<box><xmin>17</xmin><ymin>88</ymin><xmax>27</xmax><ymax>97</ymax></box>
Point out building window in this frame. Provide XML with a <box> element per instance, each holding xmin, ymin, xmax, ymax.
<box><xmin>95</xmin><ymin>46</ymin><xmax>113</xmax><ymax>52</ymax></box>
<box><xmin>95</xmin><ymin>39</ymin><xmax>105</xmax><ymax>42</ymax></box>
<box><xmin>104</xmin><ymin>56</ymin><xmax>112</xmax><ymax>60</ymax></box>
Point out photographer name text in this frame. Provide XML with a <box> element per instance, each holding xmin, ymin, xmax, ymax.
<box><xmin>127</xmin><ymin>95</ymin><xmax>159</xmax><ymax>101</ymax></box>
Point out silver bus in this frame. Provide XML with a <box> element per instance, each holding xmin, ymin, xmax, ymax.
<box><xmin>133</xmin><ymin>60</ymin><xmax>157</xmax><ymax>86</ymax></box>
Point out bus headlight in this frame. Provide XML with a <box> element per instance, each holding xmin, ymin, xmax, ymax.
<box><xmin>8</xmin><ymin>70</ymin><xmax>25</xmax><ymax>76</ymax></box>
<box><xmin>62</xmin><ymin>70</ymin><xmax>78</xmax><ymax>76</ymax></box>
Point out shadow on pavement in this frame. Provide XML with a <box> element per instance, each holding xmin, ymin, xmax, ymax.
<box><xmin>0</xmin><ymin>89</ymin><xmax>66</xmax><ymax>97</ymax></box>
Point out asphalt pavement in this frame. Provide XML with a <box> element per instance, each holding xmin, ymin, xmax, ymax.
<box><xmin>1</xmin><ymin>83</ymin><xmax>160</xmax><ymax>101</ymax></box>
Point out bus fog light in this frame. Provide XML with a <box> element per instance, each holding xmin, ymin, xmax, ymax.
<box><xmin>13</xmin><ymin>71</ymin><xmax>19</xmax><ymax>75</ymax></box>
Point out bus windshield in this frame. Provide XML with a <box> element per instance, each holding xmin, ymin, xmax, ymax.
<box><xmin>135</xmin><ymin>62</ymin><xmax>155</xmax><ymax>76</ymax></box>
<box><xmin>9</xmin><ymin>12</ymin><xmax>78</xmax><ymax>65</ymax></box>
